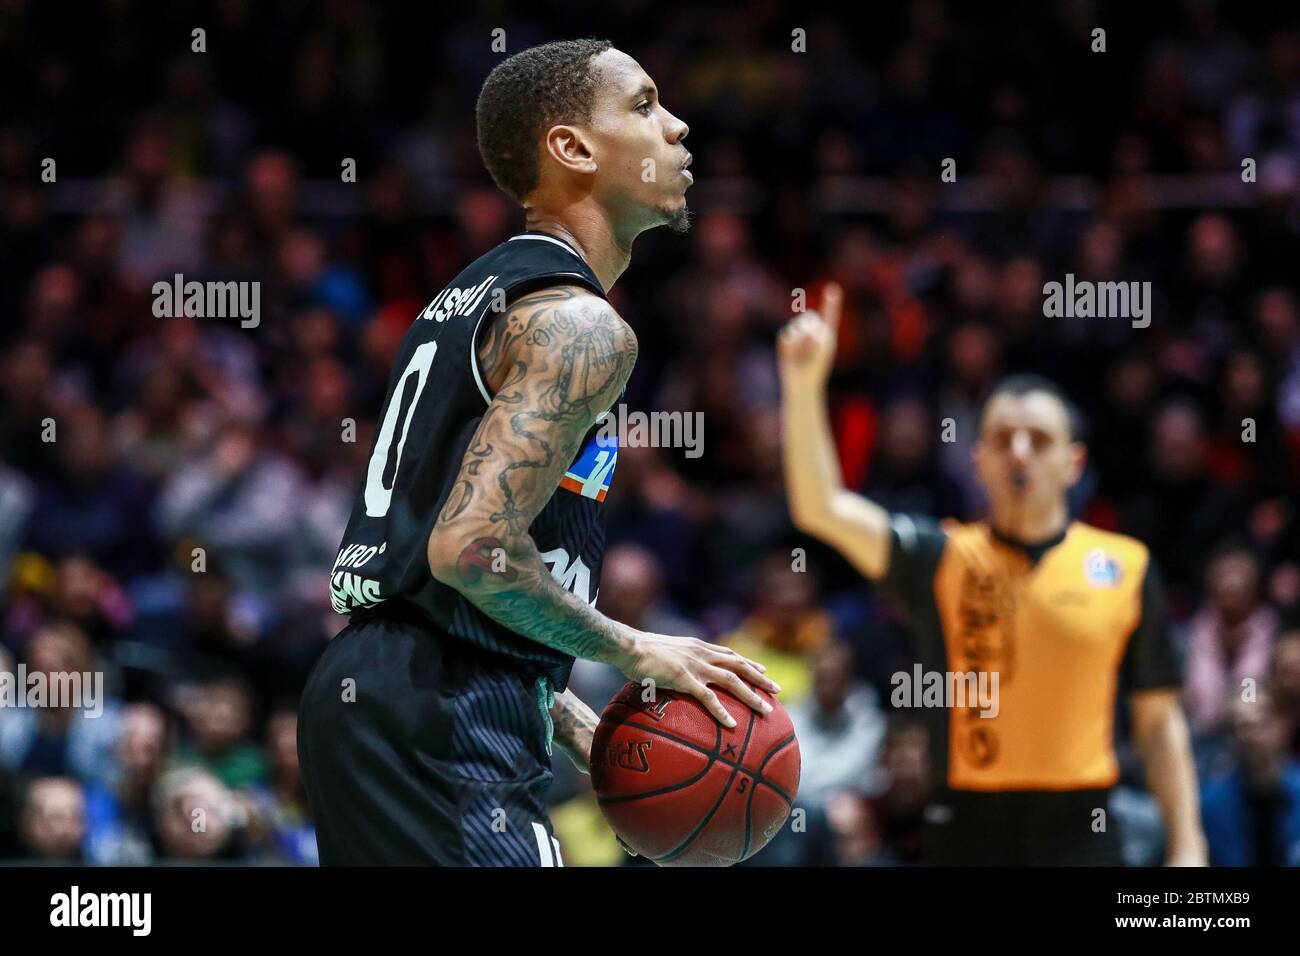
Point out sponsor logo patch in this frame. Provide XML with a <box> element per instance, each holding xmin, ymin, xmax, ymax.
<box><xmin>559</xmin><ymin>430</ymin><xmax>617</xmax><ymax>501</ymax></box>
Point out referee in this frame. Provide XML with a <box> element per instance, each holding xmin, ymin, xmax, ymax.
<box><xmin>777</xmin><ymin>285</ymin><xmax>1207</xmax><ymax>866</ymax></box>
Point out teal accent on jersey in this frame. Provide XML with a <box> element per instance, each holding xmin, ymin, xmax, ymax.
<box><xmin>536</xmin><ymin>675</ymin><xmax>555</xmax><ymax>756</ymax></box>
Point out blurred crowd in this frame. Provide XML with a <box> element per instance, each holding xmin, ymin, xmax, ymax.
<box><xmin>1</xmin><ymin>0</ymin><xmax>1299</xmax><ymax>865</ymax></box>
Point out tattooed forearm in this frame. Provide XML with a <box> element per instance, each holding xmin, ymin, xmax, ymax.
<box><xmin>473</xmin><ymin>570</ymin><xmax>634</xmax><ymax>663</ymax></box>
<box><xmin>427</xmin><ymin>286</ymin><xmax>640</xmax><ymax>668</ymax></box>
<box><xmin>550</xmin><ymin>689</ymin><xmax>599</xmax><ymax>773</ymax></box>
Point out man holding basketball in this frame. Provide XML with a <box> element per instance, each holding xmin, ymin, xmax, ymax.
<box><xmin>298</xmin><ymin>40</ymin><xmax>777</xmax><ymax>866</ymax></box>
<box><xmin>777</xmin><ymin>286</ymin><xmax>1207</xmax><ymax>865</ymax></box>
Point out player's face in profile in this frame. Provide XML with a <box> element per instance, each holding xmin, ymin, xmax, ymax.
<box><xmin>973</xmin><ymin>392</ymin><xmax>1084</xmax><ymax>514</ymax></box>
<box><xmin>583</xmin><ymin>48</ymin><xmax>692</xmax><ymax>233</ymax></box>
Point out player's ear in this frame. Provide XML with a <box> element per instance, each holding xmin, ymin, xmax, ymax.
<box><xmin>543</xmin><ymin>124</ymin><xmax>598</xmax><ymax>177</ymax></box>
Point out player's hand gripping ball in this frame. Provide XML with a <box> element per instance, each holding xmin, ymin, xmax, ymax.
<box><xmin>591</xmin><ymin>681</ymin><xmax>800</xmax><ymax>866</ymax></box>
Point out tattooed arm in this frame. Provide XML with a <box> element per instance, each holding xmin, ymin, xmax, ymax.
<box><xmin>550</xmin><ymin>689</ymin><xmax>598</xmax><ymax>773</ymax></box>
<box><xmin>551</xmin><ymin>688</ymin><xmax>638</xmax><ymax>856</ymax></box>
<box><xmin>429</xmin><ymin>285</ymin><xmax>638</xmax><ymax>662</ymax></box>
<box><xmin>428</xmin><ymin>284</ymin><xmax>778</xmax><ymax>727</ymax></box>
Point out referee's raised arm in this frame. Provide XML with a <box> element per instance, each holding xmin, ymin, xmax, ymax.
<box><xmin>777</xmin><ymin>283</ymin><xmax>894</xmax><ymax>582</ymax></box>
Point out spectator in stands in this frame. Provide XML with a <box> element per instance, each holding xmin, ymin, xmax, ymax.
<box><xmin>173</xmin><ymin>674</ymin><xmax>267</xmax><ymax>790</ymax></box>
<box><xmin>788</xmin><ymin>640</ymin><xmax>886</xmax><ymax>807</ymax></box>
<box><xmin>1184</xmin><ymin>544</ymin><xmax>1278</xmax><ymax>737</ymax></box>
<box><xmin>17</xmin><ymin>777</ymin><xmax>86</xmax><ymax>862</ymax></box>
<box><xmin>156</xmin><ymin>419</ymin><xmax>305</xmax><ymax>595</ymax></box>
<box><xmin>84</xmin><ymin>702</ymin><xmax>169</xmax><ymax>865</ymax></box>
<box><xmin>243</xmin><ymin>703</ymin><xmax>316</xmax><ymax>865</ymax></box>
<box><xmin>0</xmin><ymin>623</ymin><xmax>121</xmax><ymax>789</ymax></box>
<box><xmin>152</xmin><ymin>766</ymin><xmax>245</xmax><ymax>861</ymax></box>
<box><xmin>867</xmin><ymin>719</ymin><xmax>931</xmax><ymax>865</ymax></box>
<box><xmin>719</xmin><ymin>551</ymin><xmax>833</xmax><ymax>705</ymax></box>
<box><xmin>1200</xmin><ymin>687</ymin><xmax>1300</xmax><ymax>866</ymax></box>
<box><xmin>1271</xmin><ymin>629</ymin><xmax>1300</xmax><ymax>760</ymax></box>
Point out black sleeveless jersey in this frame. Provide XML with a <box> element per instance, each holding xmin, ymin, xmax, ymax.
<box><xmin>329</xmin><ymin>232</ymin><xmax>614</xmax><ymax>692</ymax></box>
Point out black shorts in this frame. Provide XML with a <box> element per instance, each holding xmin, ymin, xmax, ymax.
<box><xmin>924</xmin><ymin>788</ymin><xmax>1125</xmax><ymax>866</ymax></box>
<box><xmin>297</xmin><ymin>612</ymin><xmax>562</xmax><ymax>866</ymax></box>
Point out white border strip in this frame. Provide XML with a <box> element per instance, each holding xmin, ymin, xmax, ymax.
<box><xmin>508</xmin><ymin>233</ymin><xmax>584</xmax><ymax>260</ymax></box>
<box><xmin>469</xmin><ymin>306</ymin><xmax>494</xmax><ymax>406</ymax></box>
<box><xmin>532</xmin><ymin>822</ymin><xmax>555</xmax><ymax>867</ymax></box>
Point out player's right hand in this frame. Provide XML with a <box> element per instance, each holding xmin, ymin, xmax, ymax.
<box><xmin>621</xmin><ymin>633</ymin><xmax>780</xmax><ymax>728</ymax></box>
<box><xmin>776</xmin><ymin>282</ymin><xmax>842</xmax><ymax>388</ymax></box>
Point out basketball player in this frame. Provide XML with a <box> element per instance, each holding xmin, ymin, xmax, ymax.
<box><xmin>777</xmin><ymin>286</ymin><xmax>1207</xmax><ymax>865</ymax></box>
<box><xmin>298</xmin><ymin>39</ymin><xmax>779</xmax><ymax>866</ymax></box>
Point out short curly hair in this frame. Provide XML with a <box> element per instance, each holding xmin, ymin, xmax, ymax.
<box><xmin>476</xmin><ymin>39</ymin><xmax>613</xmax><ymax>202</ymax></box>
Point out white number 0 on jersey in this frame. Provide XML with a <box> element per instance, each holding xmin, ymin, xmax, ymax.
<box><xmin>364</xmin><ymin>341</ymin><xmax>438</xmax><ymax>518</ymax></box>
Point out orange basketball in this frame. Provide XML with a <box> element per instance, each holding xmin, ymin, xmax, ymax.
<box><xmin>590</xmin><ymin>682</ymin><xmax>800</xmax><ymax>866</ymax></box>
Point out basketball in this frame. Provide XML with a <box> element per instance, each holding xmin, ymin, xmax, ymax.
<box><xmin>590</xmin><ymin>681</ymin><xmax>801</xmax><ymax>866</ymax></box>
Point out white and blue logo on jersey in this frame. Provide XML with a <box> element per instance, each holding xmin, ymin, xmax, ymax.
<box><xmin>1084</xmin><ymin>548</ymin><xmax>1122</xmax><ymax>588</ymax></box>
